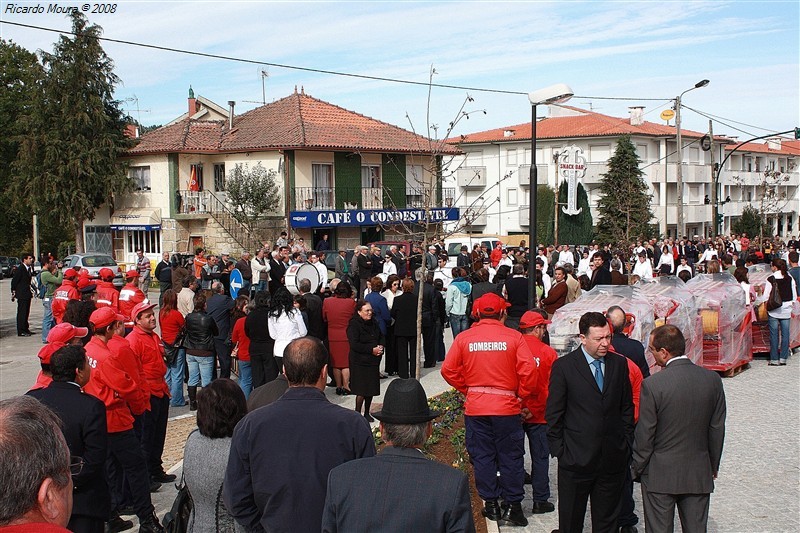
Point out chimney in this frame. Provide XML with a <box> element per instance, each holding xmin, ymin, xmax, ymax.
<box><xmin>228</xmin><ymin>101</ymin><xmax>236</xmax><ymax>129</ymax></box>
<box><xmin>629</xmin><ymin>106</ymin><xmax>645</xmax><ymax>126</ymax></box>
<box><xmin>188</xmin><ymin>86</ymin><xmax>197</xmax><ymax>116</ymax></box>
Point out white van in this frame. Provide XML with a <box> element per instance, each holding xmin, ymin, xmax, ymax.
<box><xmin>443</xmin><ymin>235</ymin><xmax>502</xmax><ymax>269</ymax></box>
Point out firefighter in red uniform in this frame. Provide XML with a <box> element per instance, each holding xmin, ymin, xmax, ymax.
<box><xmin>119</xmin><ymin>270</ymin><xmax>148</xmax><ymax>330</ymax></box>
<box><xmin>96</xmin><ymin>267</ymin><xmax>120</xmax><ymax>310</ymax></box>
<box><xmin>83</xmin><ymin>307</ymin><xmax>163</xmax><ymax>533</ymax></box>
<box><xmin>52</xmin><ymin>268</ymin><xmax>80</xmax><ymax>324</ymax></box>
<box><xmin>126</xmin><ymin>302</ymin><xmax>175</xmax><ymax>485</ymax></box>
<box><xmin>441</xmin><ymin>292</ymin><xmax>538</xmax><ymax>527</ymax></box>
<box><xmin>518</xmin><ymin>310</ymin><xmax>558</xmax><ymax>515</ymax></box>
<box><xmin>28</xmin><ymin>323</ymin><xmax>89</xmax><ymax>391</ymax></box>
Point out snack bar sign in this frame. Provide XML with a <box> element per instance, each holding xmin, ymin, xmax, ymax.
<box><xmin>290</xmin><ymin>207</ymin><xmax>460</xmax><ymax>228</ymax></box>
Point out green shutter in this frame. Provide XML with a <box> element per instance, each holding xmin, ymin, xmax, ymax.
<box><xmin>382</xmin><ymin>154</ymin><xmax>406</xmax><ymax>208</ymax></box>
<box><xmin>168</xmin><ymin>154</ymin><xmax>179</xmax><ymax>217</ymax></box>
<box><xmin>334</xmin><ymin>152</ymin><xmax>361</xmax><ymax>209</ymax></box>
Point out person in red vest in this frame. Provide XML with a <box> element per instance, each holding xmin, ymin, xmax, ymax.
<box><xmin>83</xmin><ymin>307</ymin><xmax>162</xmax><ymax>533</ymax></box>
<box><xmin>518</xmin><ymin>310</ymin><xmax>558</xmax><ymax>516</ymax></box>
<box><xmin>119</xmin><ymin>270</ymin><xmax>148</xmax><ymax>329</ymax></box>
<box><xmin>51</xmin><ymin>269</ymin><xmax>80</xmax><ymax>324</ymax></box>
<box><xmin>126</xmin><ymin>302</ymin><xmax>175</xmax><ymax>485</ymax></box>
<box><xmin>95</xmin><ymin>268</ymin><xmax>120</xmax><ymax>311</ymax></box>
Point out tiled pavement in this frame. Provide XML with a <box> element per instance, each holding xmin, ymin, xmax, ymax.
<box><xmin>1</xmin><ymin>279</ymin><xmax>798</xmax><ymax>531</ymax></box>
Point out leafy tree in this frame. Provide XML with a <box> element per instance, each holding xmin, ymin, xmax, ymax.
<box><xmin>595</xmin><ymin>135</ymin><xmax>655</xmax><ymax>244</ymax></box>
<box><xmin>557</xmin><ymin>180</ymin><xmax>593</xmax><ymax>245</ymax></box>
<box><xmin>732</xmin><ymin>204</ymin><xmax>763</xmax><ymax>238</ymax></box>
<box><xmin>12</xmin><ymin>12</ymin><xmax>133</xmax><ymax>253</ymax></box>
<box><xmin>535</xmin><ymin>185</ymin><xmax>555</xmax><ymax>246</ymax></box>
<box><xmin>225</xmin><ymin>162</ymin><xmax>282</xmax><ymax>234</ymax></box>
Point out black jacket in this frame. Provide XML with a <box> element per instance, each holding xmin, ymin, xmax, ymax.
<box><xmin>183</xmin><ymin>310</ymin><xmax>218</xmax><ymax>353</ymax></box>
<box><xmin>206</xmin><ymin>293</ymin><xmax>234</xmax><ymax>340</ymax></box>
<box><xmin>391</xmin><ymin>292</ymin><xmax>419</xmax><ymax>337</ymax></box>
<box><xmin>11</xmin><ymin>263</ymin><xmax>33</xmax><ymax>300</ymax></box>
<box><xmin>347</xmin><ymin>315</ymin><xmax>383</xmax><ymax>367</ymax></box>
<box><xmin>28</xmin><ymin>382</ymin><xmax>110</xmax><ymax>520</ymax></box>
<box><xmin>154</xmin><ymin>260</ymin><xmax>172</xmax><ymax>283</ymax></box>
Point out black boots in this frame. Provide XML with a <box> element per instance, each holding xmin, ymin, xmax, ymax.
<box><xmin>138</xmin><ymin>511</ymin><xmax>164</xmax><ymax>532</ymax></box>
<box><xmin>500</xmin><ymin>501</ymin><xmax>528</xmax><ymax>527</ymax></box>
<box><xmin>481</xmin><ymin>499</ymin><xmax>502</xmax><ymax>521</ymax></box>
<box><xmin>188</xmin><ymin>386</ymin><xmax>197</xmax><ymax>411</ymax></box>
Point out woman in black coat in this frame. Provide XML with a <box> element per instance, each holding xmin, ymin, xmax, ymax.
<box><xmin>245</xmin><ymin>291</ymin><xmax>276</xmax><ymax>389</ymax></box>
<box><xmin>184</xmin><ymin>293</ymin><xmax>219</xmax><ymax>409</ymax></box>
<box><xmin>390</xmin><ymin>278</ymin><xmax>419</xmax><ymax>379</ymax></box>
<box><xmin>347</xmin><ymin>300</ymin><xmax>384</xmax><ymax>422</ymax></box>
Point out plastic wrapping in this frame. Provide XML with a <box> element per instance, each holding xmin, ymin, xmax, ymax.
<box><xmin>549</xmin><ymin>285</ymin><xmax>655</xmax><ymax>363</ymax></box>
<box><xmin>633</xmin><ymin>277</ymin><xmax>704</xmax><ymax>371</ymax></box>
<box><xmin>684</xmin><ymin>273</ymin><xmax>752</xmax><ymax>371</ymax></box>
<box><xmin>749</xmin><ymin>270</ymin><xmax>773</xmax><ymax>353</ymax></box>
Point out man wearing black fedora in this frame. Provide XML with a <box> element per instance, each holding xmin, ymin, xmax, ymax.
<box><xmin>322</xmin><ymin>379</ymin><xmax>475</xmax><ymax>533</ymax></box>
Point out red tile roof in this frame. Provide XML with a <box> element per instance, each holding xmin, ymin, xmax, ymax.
<box><xmin>129</xmin><ymin>91</ymin><xmax>459</xmax><ymax>156</ymax></box>
<box><xmin>448</xmin><ymin>106</ymin><xmax>715</xmax><ymax>145</ymax></box>
<box><xmin>724</xmin><ymin>139</ymin><xmax>800</xmax><ymax>156</ymax></box>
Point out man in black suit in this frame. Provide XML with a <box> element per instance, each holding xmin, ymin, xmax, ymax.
<box><xmin>546</xmin><ymin>311</ymin><xmax>635</xmax><ymax>533</ymax></box>
<box><xmin>298</xmin><ymin>278</ymin><xmax>325</xmax><ymax>340</ymax></box>
<box><xmin>632</xmin><ymin>325</ymin><xmax>726</xmax><ymax>533</ymax></box>
<box><xmin>607</xmin><ymin>306</ymin><xmax>650</xmax><ymax>378</ymax></box>
<box><xmin>589</xmin><ymin>253</ymin><xmax>612</xmax><ymax>289</ymax></box>
<box><xmin>322</xmin><ymin>379</ymin><xmax>475</xmax><ymax>532</ymax></box>
<box><xmin>269</xmin><ymin>246</ymin><xmax>290</xmax><ymax>295</ymax></box>
<box><xmin>206</xmin><ymin>281</ymin><xmax>235</xmax><ymax>379</ymax></box>
<box><xmin>11</xmin><ymin>253</ymin><xmax>35</xmax><ymax>336</ymax></box>
<box><xmin>28</xmin><ymin>344</ymin><xmax>113</xmax><ymax>533</ymax></box>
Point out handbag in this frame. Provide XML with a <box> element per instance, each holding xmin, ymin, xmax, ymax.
<box><xmin>766</xmin><ymin>278</ymin><xmax>783</xmax><ymax>311</ymax></box>
<box><xmin>173</xmin><ymin>327</ymin><xmax>187</xmax><ymax>349</ymax></box>
<box><xmin>163</xmin><ymin>472</ymin><xmax>193</xmax><ymax>533</ymax></box>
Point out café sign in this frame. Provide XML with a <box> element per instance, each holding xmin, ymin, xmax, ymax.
<box><xmin>290</xmin><ymin>207</ymin><xmax>460</xmax><ymax>228</ymax></box>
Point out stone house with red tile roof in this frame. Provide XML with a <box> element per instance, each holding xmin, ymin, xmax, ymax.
<box><xmin>84</xmin><ymin>88</ymin><xmax>460</xmax><ymax>262</ymax></box>
<box><xmin>447</xmin><ymin>105</ymin><xmax>797</xmax><ymax>239</ymax></box>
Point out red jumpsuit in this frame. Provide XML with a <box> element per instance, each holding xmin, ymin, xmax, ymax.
<box><xmin>95</xmin><ymin>280</ymin><xmax>120</xmax><ymax>311</ymax></box>
<box><xmin>119</xmin><ymin>283</ymin><xmax>147</xmax><ymax>326</ymax></box>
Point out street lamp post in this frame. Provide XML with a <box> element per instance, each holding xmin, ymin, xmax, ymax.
<box><xmin>528</xmin><ymin>83</ymin><xmax>573</xmax><ymax>308</ymax></box>
<box><xmin>675</xmin><ymin>79</ymin><xmax>709</xmax><ymax>238</ymax></box>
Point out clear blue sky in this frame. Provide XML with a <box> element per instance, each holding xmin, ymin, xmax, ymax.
<box><xmin>2</xmin><ymin>0</ymin><xmax>798</xmax><ymax>141</ymax></box>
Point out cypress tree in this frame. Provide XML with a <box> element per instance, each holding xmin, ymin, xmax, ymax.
<box><xmin>557</xmin><ymin>180</ymin><xmax>593</xmax><ymax>245</ymax></box>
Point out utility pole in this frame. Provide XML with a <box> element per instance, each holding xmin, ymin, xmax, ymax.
<box><xmin>709</xmin><ymin>120</ymin><xmax>717</xmax><ymax>237</ymax></box>
<box><xmin>553</xmin><ymin>151</ymin><xmax>561</xmax><ymax>246</ymax></box>
<box><xmin>675</xmin><ymin>97</ymin><xmax>685</xmax><ymax>239</ymax></box>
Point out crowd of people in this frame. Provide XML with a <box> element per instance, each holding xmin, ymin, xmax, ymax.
<box><xmin>5</xmin><ymin>228</ymin><xmax>797</xmax><ymax>532</ymax></box>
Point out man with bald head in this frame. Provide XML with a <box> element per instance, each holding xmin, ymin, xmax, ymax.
<box><xmin>607</xmin><ymin>306</ymin><xmax>650</xmax><ymax>378</ymax></box>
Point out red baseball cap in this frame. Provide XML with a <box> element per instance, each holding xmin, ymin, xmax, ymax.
<box><xmin>98</xmin><ymin>267</ymin><xmax>115</xmax><ymax>281</ymax></box>
<box><xmin>519</xmin><ymin>311</ymin><xmax>551</xmax><ymax>329</ymax></box>
<box><xmin>47</xmin><ymin>322</ymin><xmax>89</xmax><ymax>344</ymax></box>
<box><xmin>131</xmin><ymin>302</ymin><xmax>157</xmax><ymax>321</ymax></box>
<box><xmin>125</xmin><ymin>270</ymin><xmax>139</xmax><ymax>279</ymax></box>
<box><xmin>77</xmin><ymin>278</ymin><xmax>96</xmax><ymax>293</ymax></box>
<box><xmin>37</xmin><ymin>342</ymin><xmax>66</xmax><ymax>365</ymax></box>
<box><xmin>471</xmin><ymin>293</ymin><xmax>510</xmax><ymax>317</ymax></box>
<box><xmin>90</xmin><ymin>307</ymin><xmax>125</xmax><ymax>329</ymax></box>
<box><xmin>63</xmin><ymin>268</ymin><xmax>78</xmax><ymax>279</ymax></box>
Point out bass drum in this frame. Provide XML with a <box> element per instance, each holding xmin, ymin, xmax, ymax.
<box><xmin>284</xmin><ymin>263</ymin><xmax>321</xmax><ymax>296</ymax></box>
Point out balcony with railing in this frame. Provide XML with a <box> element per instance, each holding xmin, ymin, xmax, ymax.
<box><xmin>290</xmin><ymin>187</ymin><xmax>455</xmax><ymax>211</ymax></box>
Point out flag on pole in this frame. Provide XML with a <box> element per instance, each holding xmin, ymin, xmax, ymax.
<box><xmin>189</xmin><ymin>166</ymin><xmax>199</xmax><ymax>191</ymax></box>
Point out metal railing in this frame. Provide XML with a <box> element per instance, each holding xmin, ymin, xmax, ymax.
<box><xmin>291</xmin><ymin>187</ymin><xmax>455</xmax><ymax>211</ymax></box>
<box><xmin>177</xmin><ymin>190</ymin><xmax>261</xmax><ymax>252</ymax></box>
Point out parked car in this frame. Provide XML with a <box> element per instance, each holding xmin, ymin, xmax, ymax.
<box><xmin>6</xmin><ymin>257</ymin><xmax>20</xmax><ymax>279</ymax></box>
<box><xmin>66</xmin><ymin>254</ymin><xmax>125</xmax><ymax>288</ymax></box>
<box><xmin>0</xmin><ymin>256</ymin><xmax>10</xmax><ymax>278</ymax></box>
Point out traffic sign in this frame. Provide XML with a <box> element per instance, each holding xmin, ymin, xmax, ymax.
<box><xmin>229</xmin><ymin>268</ymin><xmax>243</xmax><ymax>299</ymax></box>
<box><xmin>660</xmin><ymin>109</ymin><xmax>675</xmax><ymax>122</ymax></box>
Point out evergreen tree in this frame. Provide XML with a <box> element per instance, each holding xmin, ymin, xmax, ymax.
<box><xmin>535</xmin><ymin>184</ymin><xmax>555</xmax><ymax>246</ymax></box>
<box><xmin>731</xmin><ymin>204</ymin><xmax>762</xmax><ymax>238</ymax></box>
<box><xmin>557</xmin><ymin>180</ymin><xmax>593</xmax><ymax>244</ymax></box>
<box><xmin>595</xmin><ymin>135</ymin><xmax>655</xmax><ymax>244</ymax></box>
<box><xmin>13</xmin><ymin>12</ymin><xmax>133</xmax><ymax>253</ymax></box>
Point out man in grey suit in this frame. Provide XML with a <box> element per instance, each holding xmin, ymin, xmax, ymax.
<box><xmin>632</xmin><ymin>325</ymin><xmax>726</xmax><ymax>533</ymax></box>
<box><xmin>322</xmin><ymin>379</ymin><xmax>475</xmax><ymax>533</ymax></box>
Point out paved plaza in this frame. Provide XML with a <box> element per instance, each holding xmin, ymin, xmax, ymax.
<box><xmin>1</xmin><ymin>278</ymin><xmax>798</xmax><ymax>531</ymax></box>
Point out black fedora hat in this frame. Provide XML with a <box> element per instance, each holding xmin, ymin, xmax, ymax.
<box><xmin>371</xmin><ymin>379</ymin><xmax>441</xmax><ymax>424</ymax></box>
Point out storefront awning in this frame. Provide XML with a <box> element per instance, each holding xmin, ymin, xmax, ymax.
<box><xmin>110</xmin><ymin>209</ymin><xmax>162</xmax><ymax>231</ymax></box>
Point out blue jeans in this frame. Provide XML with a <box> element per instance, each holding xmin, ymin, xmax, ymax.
<box><xmin>187</xmin><ymin>354</ymin><xmax>214</xmax><ymax>387</ymax></box>
<box><xmin>238</xmin><ymin>360</ymin><xmax>252</xmax><ymax>399</ymax></box>
<box><xmin>769</xmin><ymin>315</ymin><xmax>791</xmax><ymax>362</ymax></box>
<box><xmin>450</xmin><ymin>314</ymin><xmax>468</xmax><ymax>339</ymax></box>
<box><xmin>166</xmin><ymin>348</ymin><xmax>186</xmax><ymax>406</ymax></box>
<box><xmin>42</xmin><ymin>299</ymin><xmax>55</xmax><ymax>343</ymax></box>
